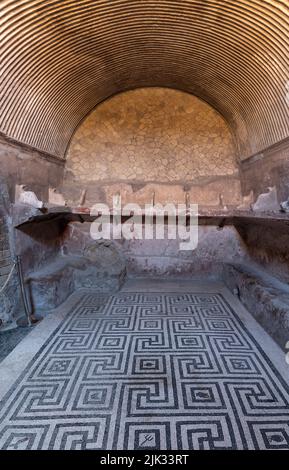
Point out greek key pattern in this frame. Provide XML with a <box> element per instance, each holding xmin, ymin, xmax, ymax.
<box><xmin>0</xmin><ymin>292</ymin><xmax>288</xmax><ymax>450</ymax></box>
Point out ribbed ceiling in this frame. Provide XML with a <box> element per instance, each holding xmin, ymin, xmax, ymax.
<box><xmin>1</xmin><ymin>1</ymin><xmax>289</xmax><ymax>159</ymax></box>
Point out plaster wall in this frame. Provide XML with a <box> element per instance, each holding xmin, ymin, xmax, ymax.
<box><xmin>64</xmin><ymin>88</ymin><xmax>242</xmax><ymax>208</ymax></box>
<box><xmin>240</xmin><ymin>139</ymin><xmax>289</xmax><ymax>202</ymax></box>
<box><xmin>0</xmin><ymin>134</ymin><xmax>64</xmax><ymax>202</ymax></box>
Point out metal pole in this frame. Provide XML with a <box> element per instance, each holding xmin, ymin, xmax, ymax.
<box><xmin>16</xmin><ymin>255</ymin><xmax>32</xmax><ymax>326</ymax></box>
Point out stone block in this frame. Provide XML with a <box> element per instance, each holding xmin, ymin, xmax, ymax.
<box><xmin>223</xmin><ymin>263</ymin><xmax>289</xmax><ymax>348</ymax></box>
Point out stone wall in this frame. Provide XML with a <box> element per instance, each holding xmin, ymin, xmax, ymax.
<box><xmin>235</xmin><ymin>221</ymin><xmax>289</xmax><ymax>285</ymax></box>
<box><xmin>231</xmin><ymin>139</ymin><xmax>289</xmax><ymax>286</ymax></box>
<box><xmin>0</xmin><ymin>180</ymin><xmax>19</xmax><ymax>327</ymax></box>
<box><xmin>240</xmin><ymin>138</ymin><xmax>289</xmax><ymax>202</ymax></box>
<box><xmin>64</xmin><ymin>88</ymin><xmax>242</xmax><ymax>208</ymax></box>
<box><xmin>0</xmin><ymin>135</ymin><xmax>66</xmax><ymax>323</ymax></box>
<box><xmin>72</xmin><ymin>221</ymin><xmax>248</xmax><ymax>279</ymax></box>
<box><xmin>115</xmin><ymin>226</ymin><xmax>248</xmax><ymax>278</ymax></box>
<box><xmin>223</xmin><ymin>263</ymin><xmax>289</xmax><ymax>349</ymax></box>
<box><xmin>0</xmin><ymin>133</ymin><xmax>64</xmax><ymax>202</ymax></box>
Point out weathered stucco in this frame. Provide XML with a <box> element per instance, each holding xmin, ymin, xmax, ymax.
<box><xmin>0</xmin><ymin>134</ymin><xmax>64</xmax><ymax>202</ymax></box>
<box><xmin>115</xmin><ymin>225</ymin><xmax>248</xmax><ymax>278</ymax></box>
<box><xmin>240</xmin><ymin>138</ymin><xmax>289</xmax><ymax>201</ymax></box>
<box><xmin>66</xmin><ymin>88</ymin><xmax>239</xmax><ymax>183</ymax></box>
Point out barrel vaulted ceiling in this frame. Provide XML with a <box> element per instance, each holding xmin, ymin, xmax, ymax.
<box><xmin>1</xmin><ymin>1</ymin><xmax>289</xmax><ymax>159</ymax></box>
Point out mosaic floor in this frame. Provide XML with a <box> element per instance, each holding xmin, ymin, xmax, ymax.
<box><xmin>0</xmin><ymin>282</ymin><xmax>289</xmax><ymax>450</ymax></box>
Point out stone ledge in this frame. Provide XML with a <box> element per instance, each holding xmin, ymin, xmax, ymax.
<box><xmin>222</xmin><ymin>262</ymin><xmax>289</xmax><ymax>349</ymax></box>
<box><xmin>25</xmin><ymin>255</ymin><xmax>87</xmax><ymax>282</ymax></box>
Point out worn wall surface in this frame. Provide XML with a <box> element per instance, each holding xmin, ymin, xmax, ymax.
<box><xmin>0</xmin><ymin>180</ymin><xmax>19</xmax><ymax>325</ymax></box>
<box><xmin>116</xmin><ymin>225</ymin><xmax>248</xmax><ymax>278</ymax></box>
<box><xmin>240</xmin><ymin>139</ymin><xmax>289</xmax><ymax>202</ymax></box>
<box><xmin>73</xmin><ymin>221</ymin><xmax>248</xmax><ymax>278</ymax></box>
<box><xmin>0</xmin><ymin>134</ymin><xmax>64</xmax><ymax>202</ymax></box>
<box><xmin>235</xmin><ymin>221</ymin><xmax>289</xmax><ymax>285</ymax></box>
<box><xmin>64</xmin><ymin>88</ymin><xmax>241</xmax><ymax>207</ymax></box>
<box><xmin>66</xmin><ymin>88</ymin><xmax>238</xmax><ymax>182</ymax></box>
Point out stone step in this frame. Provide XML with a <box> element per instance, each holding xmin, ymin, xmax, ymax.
<box><xmin>223</xmin><ymin>262</ymin><xmax>289</xmax><ymax>349</ymax></box>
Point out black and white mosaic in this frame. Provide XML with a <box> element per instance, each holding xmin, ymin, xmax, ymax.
<box><xmin>0</xmin><ymin>291</ymin><xmax>289</xmax><ymax>450</ymax></box>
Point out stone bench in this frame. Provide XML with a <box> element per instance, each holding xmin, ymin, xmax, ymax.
<box><xmin>25</xmin><ymin>256</ymin><xmax>84</xmax><ymax>313</ymax></box>
<box><xmin>25</xmin><ymin>253</ymin><xmax>126</xmax><ymax>315</ymax></box>
<box><xmin>223</xmin><ymin>262</ymin><xmax>289</xmax><ymax>349</ymax></box>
